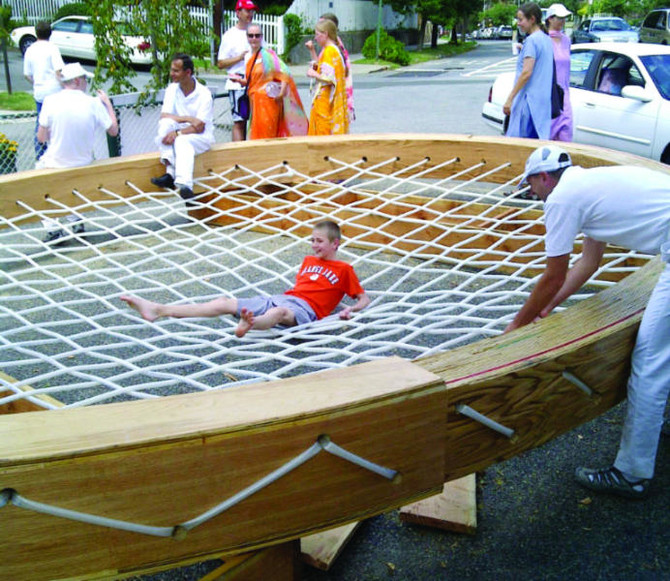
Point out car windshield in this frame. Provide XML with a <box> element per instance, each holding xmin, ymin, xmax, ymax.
<box><xmin>593</xmin><ymin>19</ymin><xmax>630</xmax><ymax>31</ymax></box>
<box><xmin>640</xmin><ymin>54</ymin><xmax>670</xmax><ymax>100</ymax></box>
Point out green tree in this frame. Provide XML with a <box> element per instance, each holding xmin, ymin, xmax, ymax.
<box><xmin>1</xmin><ymin>3</ymin><xmax>12</xmax><ymax>94</ymax></box>
<box><xmin>479</xmin><ymin>2</ymin><xmax>517</xmax><ymax>28</ymax></box>
<box><xmin>87</xmin><ymin>0</ymin><xmax>207</xmax><ymax>103</ymax></box>
<box><xmin>386</xmin><ymin>0</ymin><xmax>481</xmax><ymax>48</ymax></box>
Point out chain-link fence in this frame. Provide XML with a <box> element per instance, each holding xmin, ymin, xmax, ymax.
<box><xmin>0</xmin><ymin>89</ymin><xmax>232</xmax><ymax>175</ymax></box>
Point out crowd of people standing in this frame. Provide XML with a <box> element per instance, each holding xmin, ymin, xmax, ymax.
<box><xmin>217</xmin><ymin>0</ymin><xmax>351</xmax><ymax>141</ymax></box>
<box><xmin>505</xmin><ymin>2</ymin><xmax>573</xmax><ymax>143</ymax></box>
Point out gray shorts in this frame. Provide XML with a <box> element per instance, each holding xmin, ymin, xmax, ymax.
<box><xmin>236</xmin><ymin>295</ymin><xmax>317</xmax><ymax>327</ymax></box>
<box><xmin>229</xmin><ymin>89</ymin><xmax>247</xmax><ymax>123</ymax></box>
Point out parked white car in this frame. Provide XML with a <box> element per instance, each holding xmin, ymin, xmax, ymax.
<box><xmin>10</xmin><ymin>16</ymin><xmax>152</xmax><ymax>66</ymax></box>
<box><xmin>481</xmin><ymin>43</ymin><xmax>670</xmax><ymax>164</ymax></box>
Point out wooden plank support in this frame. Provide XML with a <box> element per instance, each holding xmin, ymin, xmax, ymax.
<box><xmin>0</xmin><ymin>357</ymin><xmax>446</xmax><ymax>581</ymax></box>
<box><xmin>300</xmin><ymin>522</ymin><xmax>361</xmax><ymax>571</ymax></box>
<box><xmin>200</xmin><ymin>542</ymin><xmax>300</xmax><ymax>581</ymax></box>
<box><xmin>399</xmin><ymin>475</ymin><xmax>477</xmax><ymax>535</ymax></box>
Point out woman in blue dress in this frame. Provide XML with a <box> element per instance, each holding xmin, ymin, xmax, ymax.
<box><xmin>504</xmin><ymin>3</ymin><xmax>554</xmax><ymax>139</ymax></box>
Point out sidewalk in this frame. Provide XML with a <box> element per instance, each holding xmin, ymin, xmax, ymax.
<box><xmin>199</xmin><ymin>54</ymin><xmax>389</xmax><ymax>88</ymax></box>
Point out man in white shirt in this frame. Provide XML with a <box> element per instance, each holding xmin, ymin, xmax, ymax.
<box><xmin>37</xmin><ymin>62</ymin><xmax>118</xmax><ymax>169</ymax></box>
<box><xmin>506</xmin><ymin>144</ymin><xmax>670</xmax><ymax>500</ymax></box>
<box><xmin>217</xmin><ymin>0</ymin><xmax>256</xmax><ymax>141</ymax></box>
<box><xmin>23</xmin><ymin>21</ymin><xmax>65</xmax><ymax>160</ymax></box>
<box><xmin>151</xmin><ymin>53</ymin><xmax>214</xmax><ymax>200</ymax></box>
<box><xmin>37</xmin><ymin>61</ymin><xmax>118</xmax><ymax>242</ymax></box>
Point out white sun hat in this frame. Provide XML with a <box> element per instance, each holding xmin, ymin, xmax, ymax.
<box><xmin>60</xmin><ymin>62</ymin><xmax>94</xmax><ymax>82</ymax></box>
<box><xmin>546</xmin><ymin>3</ymin><xmax>572</xmax><ymax>19</ymax></box>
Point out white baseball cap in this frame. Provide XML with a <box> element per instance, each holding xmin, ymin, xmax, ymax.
<box><xmin>60</xmin><ymin>62</ymin><xmax>94</xmax><ymax>82</ymax></box>
<box><xmin>546</xmin><ymin>3</ymin><xmax>572</xmax><ymax>19</ymax></box>
<box><xmin>522</xmin><ymin>145</ymin><xmax>572</xmax><ymax>183</ymax></box>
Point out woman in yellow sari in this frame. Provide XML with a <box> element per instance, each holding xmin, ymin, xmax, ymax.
<box><xmin>306</xmin><ymin>19</ymin><xmax>349</xmax><ymax>135</ymax></box>
<box><xmin>231</xmin><ymin>24</ymin><xmax>307</xmax><ymax>139</ymax></box>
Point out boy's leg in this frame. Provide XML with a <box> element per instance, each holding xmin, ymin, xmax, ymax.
<box><xmin>235</xmin><ymin>306</ymin><xmax>296</xmax><ymax>338</ymax></box>
<box><xmin>121</xmin><ymin>295</ymin><xmax>238</xmax><ymax>322</ymax></box>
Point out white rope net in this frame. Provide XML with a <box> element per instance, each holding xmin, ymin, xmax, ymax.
<box><xmin>0</xmin><ymin>154</ymin><xmax>650</xmax><ymax>410</ymax></box>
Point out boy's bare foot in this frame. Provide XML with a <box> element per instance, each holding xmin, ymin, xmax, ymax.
<box><xmin>120</xmin><ymin>295</ymin><xmax>161</xmax><ymax>322</ymax></box>
<box><xmin>235</xmin><ymin>307</ymin><xmax>255</xmax><ymax>337</ymax></box>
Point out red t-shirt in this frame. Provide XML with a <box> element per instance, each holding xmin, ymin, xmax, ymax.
<box><xmin>285</xmin><ymin>256</ymin><xmax>365</xmax><ymax>319</ymax></box>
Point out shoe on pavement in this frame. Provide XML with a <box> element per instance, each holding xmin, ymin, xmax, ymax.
<box><xmin>151</xmin><ymin>173</ymin><xmax>175</xmax><ymax>189</ymax></box>
<box><xmin>178</xmin><ymin>185</ymin><xmax>194</xmax><ymax>200</ymax></box>
<box><xmin>43</xmin><ymin>228</ymin><xmax>66</xmax><ymax>243</ymax></box>
<box><xmin>65</xmin><ymin>214</ymin><xmax>85</xmax><ymax>234</ymax></box>
<box><xmin>575</xmin><ymin>466</ymin><xmax>649</xmax><ymax>499</ymax></box>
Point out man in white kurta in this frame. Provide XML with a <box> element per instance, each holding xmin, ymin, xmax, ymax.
<box><xmin>23</xmin><ymin>20</ymin><xmax>65</xmax><ymax>160</ymax></box>
<box><xmin>506</xmin><ymin>145</ymin><xmax>670</xmax><ymax>499</ymax></box>
<box><xmin>152</xmin><ymin>53</ymin><xmax>214</xmax><ymax>200</ymax></box>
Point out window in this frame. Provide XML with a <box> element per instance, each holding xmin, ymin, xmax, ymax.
<box><xmin>570</xmin><ymin>50</ymin><xmax>596</xmax><ymax>88</ymax></box>
<box><xmin>596</xmin><ymin>54</ymin><xmax>643</xmax><ymax>97</ymax></box>
<box><xmin>641</xmin><ymin>54</ymin><xmax>670</xmax><ymax>100</ymax></box>
<box><xmin>79</xmin><ymin>22</ymin><xmax>94</xmax><ymax>35</ymax></box>
<box><xmin>53</xmin><ymin>19</ymin><xmax>80</xmax><ymax>33</ymax></box>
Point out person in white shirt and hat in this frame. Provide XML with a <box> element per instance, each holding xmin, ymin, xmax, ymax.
<box><xmin>37</xmin><ymin>62</ymin><xmax>118</xmax><ymax>170</ymax></box>
<box><xmin>217</xmin><ymin>0</ymin><xmax>257</xmax><ymax>141</ymax></box>
<box><xmin>37</xmin><ymin>61</ymin><xmax>118</xmax><ymax>242</ymax></box>
<box><xmin>506</xmin><ymin>144</ymin><xmax>670</xmax><ymax>500</ymax></box>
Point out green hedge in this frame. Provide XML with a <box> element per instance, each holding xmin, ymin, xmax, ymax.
<box><xmin>54</xmin><ymin>2</ymin><xmax>90</xmax><ymax>19</ymax></box>
<box><xmin>362</xmin><ymin>29</ymin><xmax>410</xmax><ymax>66</ymax></box>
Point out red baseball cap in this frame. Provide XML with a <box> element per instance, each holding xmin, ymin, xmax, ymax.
<box><xmin>236</xmin><ymin>0</ymin><xmax>257</xmax><ymax>10</ymax></box>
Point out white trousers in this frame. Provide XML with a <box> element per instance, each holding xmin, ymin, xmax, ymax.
<box><xmin>155</xmin><ymin>118</ymin><xmax>213</xmax><ymax>189</ymax></box>
<box><xmin>615</xmin><ymin>242</ymin><xmax>670</xmax><ymax>479</ymax></box>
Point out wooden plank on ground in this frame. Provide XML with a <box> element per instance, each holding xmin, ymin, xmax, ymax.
<box><xmin>200</xmin><ymin>542</ymin><xmax>299</xmax><ymax>581</ymax></box>
<box><xmin>399</xmin><ymin>475</ymin><xmax>477</xmax><ymax>534</ymax></box>
<box><xmin>300</xmin><ymin>522</ymin><xmax>361</xmax><ymax>571</ymax></box>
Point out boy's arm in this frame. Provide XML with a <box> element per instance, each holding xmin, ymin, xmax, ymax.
<box><xmin>339</xmin><ymin>292</ymin><xmax>370</xmax><ymax>320</ymax></box>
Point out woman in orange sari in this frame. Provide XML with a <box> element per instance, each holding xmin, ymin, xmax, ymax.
<box><xmin>306</xmin><ymin>19</ymin><xmax>349</xmax><ymax>135</ymax></box>
<box><xmin>231</xmin><ymin>24</ymin><xmax>307</xmax><ymax>139</ymax></box>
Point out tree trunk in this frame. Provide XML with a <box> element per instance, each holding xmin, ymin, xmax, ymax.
<box><xmin>418</xmin><ymin>15</ymin><xmax>427</xmax><ymax>50</ymax></box>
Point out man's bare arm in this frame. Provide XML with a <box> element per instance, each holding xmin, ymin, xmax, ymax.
<box><xmin>540</xmin><ymin>238</ymin><xmax>606</xmax><ymax>316</ymax></box>
<box><xmin>159</xmin><ymin>113</ymin><xmax>205</xmax><ymax>133</ymax></box>
<box><xmin>505</xmin><ymin>253</ymin><xmax>570</xmax><ymax>332</ymax></box>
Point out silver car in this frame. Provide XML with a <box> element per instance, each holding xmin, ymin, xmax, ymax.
<box><xmin>572</xmin><ymin>17</ymin><xmax>639</xmax><ymax>43</ymax></box>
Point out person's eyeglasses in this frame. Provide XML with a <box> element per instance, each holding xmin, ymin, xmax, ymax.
<box><xmin>247</xmin><ymin>33</ymin><xmax>262</xmax><ymax>38</ymax></box>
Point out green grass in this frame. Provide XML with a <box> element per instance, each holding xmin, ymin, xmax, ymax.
<box><xmin>0</xmin><ymin>92</ymin><xmax>36</xmax><ymax>111</ymax></box>
<box><xmin>354</xmin><ymin>40</ymin><xmax>477</xmax><ymax>68</ymax></box>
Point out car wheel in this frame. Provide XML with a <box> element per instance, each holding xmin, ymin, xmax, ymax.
<box><xmin>19</xmin><ymin>35</ymin><xmax>36</xmax><ymax>55</ymax></box>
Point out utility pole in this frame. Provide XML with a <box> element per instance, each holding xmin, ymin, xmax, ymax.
<box><xmin>375</xmin><ymin>0</ymin><xmax>382</xmax><ymax>60</ymax></box>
